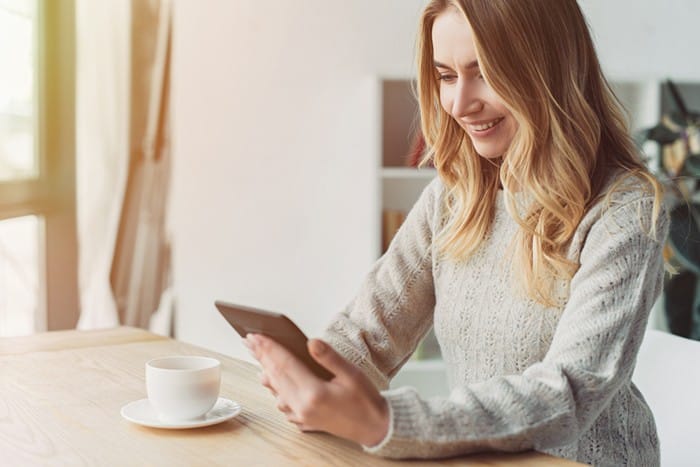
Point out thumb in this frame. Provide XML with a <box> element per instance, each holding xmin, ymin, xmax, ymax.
<box><xmin>307</xmin><ymin>339</ymin><xmax>356</xmax><ymax>379</ymax></box>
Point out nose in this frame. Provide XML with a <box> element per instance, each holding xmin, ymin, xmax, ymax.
<box><xmin>451</xmin><ymin>80</ymin><xmax>482</xmax><ymax>119</ymax></box>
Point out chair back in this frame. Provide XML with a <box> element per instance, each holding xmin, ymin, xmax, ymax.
<box><xmin>632</xmin><ymin>329</ymin><xmax>700</xmax><ymax>466</ymax></box>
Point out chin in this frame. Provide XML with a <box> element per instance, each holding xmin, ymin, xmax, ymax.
<box><xmin>474</xmin><ymin>148</ymin><xmax>504</xmax><ymax>160</ymax></box>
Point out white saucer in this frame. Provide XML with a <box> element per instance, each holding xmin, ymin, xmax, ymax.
<box><xmin>120</xmin><ymin>397</ymin><xmax>242</xmax><ymax>429</ymax></box>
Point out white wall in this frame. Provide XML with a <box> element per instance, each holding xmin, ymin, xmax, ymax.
<box><xmin>169</xmin><ymin>0</ymin><xmax>700</xmax><ymax>360</ymax></box>
<box><xmin>580</xmin><ymin>0</ymin><xmax>700</xmax><ymax>81</ymax></box>
<box><xmin>169</xmin><ymin>0</ymin><xmax>427</xmax><ymax>359</ymax></box>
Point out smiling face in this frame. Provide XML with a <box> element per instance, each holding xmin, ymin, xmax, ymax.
<box><xmin>432</xmin><ymin>8</ymin><xmax>517</xmax><ymax>160</ymax></box>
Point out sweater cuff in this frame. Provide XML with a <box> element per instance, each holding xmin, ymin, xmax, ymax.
<box><xmin>361</xmin><ymin>387</ymin><xmax>418</xmax><ymax>458</ymax></box>
<box><xmin>361</xmin><ymin>393</ymin><xmax>395</xmax><ymax>454</ymax></box>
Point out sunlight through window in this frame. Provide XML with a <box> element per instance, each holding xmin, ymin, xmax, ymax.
<box><xmin>0</xmin><ymin>0</ymin><xmax>40</xmax><ymax>336</ymax></box>
<box><xmin>0</xmin><ymin>0</ymin><xmax>37</xmax><ymax>181</ymax></box>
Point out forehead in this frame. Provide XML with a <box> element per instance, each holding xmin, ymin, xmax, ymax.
<box><xmin>431</xmin><ymin>8</ymin><xmax>477</xmax><ymax>68</ymax></box>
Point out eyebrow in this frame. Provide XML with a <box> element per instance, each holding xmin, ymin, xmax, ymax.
<box><xmin>433</xmin><ymin>60</ymin><xmax>479</xmax><ymax>70</ymax></box>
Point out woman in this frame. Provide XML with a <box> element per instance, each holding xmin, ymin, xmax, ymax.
<box><xmin>245</xmin><ymin>1</ymin><xmax>667</xmax><ymax>465</ymax></box>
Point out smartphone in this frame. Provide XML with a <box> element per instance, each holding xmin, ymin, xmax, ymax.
<box><xmin>214</xmin><ymin>300</ymin><xmax>334</xmax><ymax>381</ymax></box>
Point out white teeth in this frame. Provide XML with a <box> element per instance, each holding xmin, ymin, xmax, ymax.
<box><xmin>471</xmin><ymin>118</ymin><xmax>502</xmax><ymax>131</ymax></box>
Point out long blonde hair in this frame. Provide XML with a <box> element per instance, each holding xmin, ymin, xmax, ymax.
<box><xmin>416</xmin><ymin>0</ymin><xmax>664</xmax><ymax>306</ymax></box>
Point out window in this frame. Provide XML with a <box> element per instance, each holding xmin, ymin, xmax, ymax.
<box><xmin>0</xmin><ymin>0</ymin><xmax>77</xmax><ymax>336</ymax></box>
<box><xmin>0</xmin><ymin>0</ymin><xmax>38</xmax><ymax>181</ymax></box>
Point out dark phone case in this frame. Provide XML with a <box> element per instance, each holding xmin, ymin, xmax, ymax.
<box><xmin>215</xmin><ymin>301</ymin><xmax>334</xmax><ymax>381</ymax></box>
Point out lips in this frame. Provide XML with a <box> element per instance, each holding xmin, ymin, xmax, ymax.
<box><xmin>468</xmin><ymin>117</ymin><xmax>504</xmax><ymax>132</ymax></box>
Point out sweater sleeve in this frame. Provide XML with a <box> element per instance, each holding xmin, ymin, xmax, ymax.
<box><xmin>363</xmin><ymin>195</ymin><xmax>669</xmax><ymax>459</ymax></box>
<box><xmin>323</xmin><ymin>177</ymin><xmax>441</xmax><ymax>390</ymax></box>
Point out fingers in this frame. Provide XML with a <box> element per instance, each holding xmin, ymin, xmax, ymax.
<box><xmin>248</xmin><ymin>334</ymin><xmax>322</xmax><ymax>406</ymax></box>
<box><xmin>249</xmin><ymin>334</ymin><xmax>316</xmax><ymax>386</ymax></box>
<box><xmin>260</xmin><ymin>372</ymin><xmax>277</xmax><ymax>396</ymax></box>
<box><xmin>248</xmin><ymin>333</ymin><xmax>330</xmax><ymax>432</ymax></box>
<box><xmin>242</xmin><ymin>337</ymin><xmax>258</xmax><ymax>362</ymax></box>
<box><xmin>244</xmin><ymin>334</ymin><xmax>260</xmax><ymax>359</ymax></box>
<box><xmin>291</xmin><ymin>421</ymin><xmax>314</xmax><ymax>432</ymax></box>
<box><xmin>276</xmin><ymin>396</ymin><xmax>309</xmax><ymax>431</ymax></box>
<box><xmin>250</xmin><ymin>337</ymin><xmax>278</xmax><ymax>397</ymax></box>
<box><xmin>307</xmin><ymin>339</ymin><xmax>357</xmax><ymax>381</ymax></box>
<box><xmin>276</xmin><ymin>396</ymin><xmax>310</xmax><ymax>431</ymax></box>
<box><xmin>283</xmin><ymin>409</ymin><xmax>308</xmax><ymax>429</ymax></box>
<box><xmin>276</xmin><ymin>398</ymin><xmax>291</xmax><ymax>413</ymax></box>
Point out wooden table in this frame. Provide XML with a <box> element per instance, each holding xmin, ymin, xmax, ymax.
<box><xmin>0</xmin><ymin>327</ymin><xmax>584</xmax><ymax>466</ymax></box>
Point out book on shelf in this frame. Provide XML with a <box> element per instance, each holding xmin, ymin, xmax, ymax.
<box><xmin>382</xmin><ymin>209</ymin><xmax>406</xmax><ymax>253</ymax></box>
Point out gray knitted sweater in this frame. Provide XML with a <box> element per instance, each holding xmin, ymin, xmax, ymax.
<box><xmin>325</xmin><ymin>176</ymin><xmax>666</xmax><ymax>466</ymax></box>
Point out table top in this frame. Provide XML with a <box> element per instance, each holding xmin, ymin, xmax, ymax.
<box><xmin>0</xmin><ymin>327</ymin><xmax>584</xmax><ymax>466</ymax></box>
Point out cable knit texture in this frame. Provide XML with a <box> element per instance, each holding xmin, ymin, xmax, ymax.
<box><xmin>324</xmin><ymin>176</ymin><xmax>666</xmax><ymax>466</ymax></box>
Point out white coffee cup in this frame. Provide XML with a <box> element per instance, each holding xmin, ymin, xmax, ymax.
<box><xmin>146</xmin><ymin>356</ymin><xmax>221</xmax><ymax>422</ymax></box>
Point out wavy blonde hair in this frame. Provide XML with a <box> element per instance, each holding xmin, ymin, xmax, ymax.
<box><xmin>416</xmin><ymin>0</ymin><xmax>664</xmax><ymax>306</ymax></box>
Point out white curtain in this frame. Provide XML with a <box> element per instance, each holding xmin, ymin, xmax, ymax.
<box><xmin>75</xmin><ymin>0</ymin><xmax>130</xmax><ymax>329</ymax></box>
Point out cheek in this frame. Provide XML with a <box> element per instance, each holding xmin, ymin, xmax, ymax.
<box><xmin>439</xmin><ymin>88</ymin><xmax>452</xmax><ymax>116</ymax></box>
<box><xmin>502</xmin><ymin>117</ymin><xmax>519</xmax><ymax>149</ymax></box>
<box><xmin>504</xmin><ymin>112</ymin><xmax>518</xmax><ymax>138</ymax></box>
<box><xmin>492</xmin><ymin>101</ymin><xmax>517</xmax><ymax>137</ymax></box>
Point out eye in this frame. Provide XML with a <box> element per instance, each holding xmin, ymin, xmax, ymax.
<box><xmin>437</xmin><ymin>73</ymin><xmax>457</xmax><ymax>84</ymax></box>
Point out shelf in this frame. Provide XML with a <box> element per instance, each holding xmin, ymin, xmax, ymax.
<box><xmin>379</xmin><ymin>78</ymin><xmax>443</xmax><ymax>373</ymax></box>
<box><xmin>382</xmin><ymin>176</ymin><xmax>434</xmax><ymax>211</ymax></box>
<box><xmin>402</xmin><ymin>358</ymin><xmax>445</xmax><ymax>371</ymax></box>
<box><xmin>391</xmin><ymin>358</ymin><xmax>448</xmax><ymax>397</ymax></box>
<box><xmin>381</xmin><ymin>167</ymin><xmax>437</xmax><ymax>180</ymax></box>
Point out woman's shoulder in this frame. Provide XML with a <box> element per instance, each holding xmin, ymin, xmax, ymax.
<box><xmin>417</xmin><ymin>175</ymin><xmax>446</xmax><ymax>209</ymax></box>
<box><xmin>571</xmin><ymin>170</ymin><xmax>668</xmax><ymax>252</ymax></box>
<box><xmin>427</xmin><ymin>174</ymin><xmax>445</xmax><ymax>195</ymax></box>
<box><xmin>597</xmin><ymin>170</ymin><xmax>660</xmax><ymax>209</ymax></box>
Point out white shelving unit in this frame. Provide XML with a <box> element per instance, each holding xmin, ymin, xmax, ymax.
<box><xmin>378</xmin><ymin>78</ymin><xmax>444</xmax><ymax>390</ymax></box>
<box><xmin>379</xmin><ymin>80</ymin><xmax>434</xmax><ymax>230</ymax></box>
<box><xmin>379</xmin><ymin>80</ymin><xmax>437</xmax><ymax>238</ymax></box>
<box><xmin>381</xmin><ymin>167</ymin><xmax>437</xmax><ymax>179</ymax></box>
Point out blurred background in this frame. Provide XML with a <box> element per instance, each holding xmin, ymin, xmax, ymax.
<box><xmin>2</xmin><ymin>0</ymin><xmax>699</xmax><ymax>365</ymax></box>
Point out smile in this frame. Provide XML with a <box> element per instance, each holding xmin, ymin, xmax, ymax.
<box><xmin>469</xmin><ymin>117</ymin><xmax>504</xmax><ymax>132</ymax></box>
